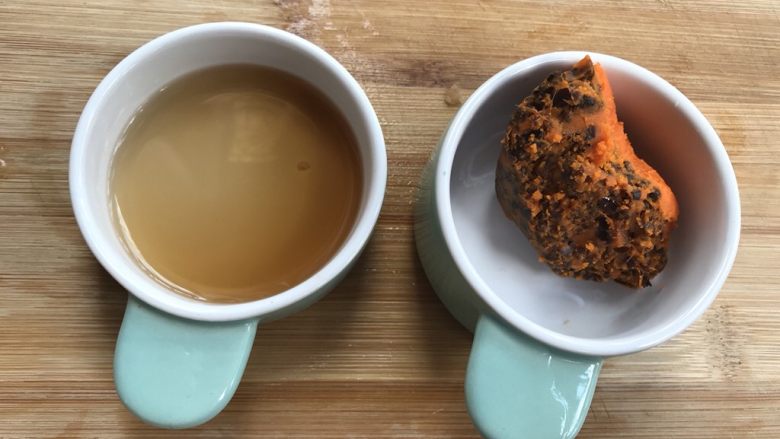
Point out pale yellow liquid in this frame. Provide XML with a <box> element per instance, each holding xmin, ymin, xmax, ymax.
<box><xmin>110</xmin><ymin>65</ymin><xmax>362</xmax><ymax>303</ymax></box>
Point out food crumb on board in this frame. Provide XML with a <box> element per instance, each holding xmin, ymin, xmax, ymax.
<box><xmin>444</xmin><ymin>84</ymin><xmax>463</xmax><ymax>107</ymax></box>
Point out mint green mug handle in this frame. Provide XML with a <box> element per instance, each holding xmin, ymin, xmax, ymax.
<box><xmin>114</xmin><ymin>296</ymin><xmax>258</xmax><ymax>429</ymax></box>
<box><xmin>466</xmin><ymin>315</ymin><xmax>602</xmax><ymax>439</ymax></box>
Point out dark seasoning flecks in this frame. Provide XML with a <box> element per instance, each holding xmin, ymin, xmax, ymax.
<box><xmin>495</xmin><ymin>58</ymin><xmax>674</xmax><ymax>288</ymax></box>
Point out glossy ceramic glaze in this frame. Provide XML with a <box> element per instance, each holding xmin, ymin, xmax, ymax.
<box><xmin>416</xmin><ymin>147</ymin><xmax>602</xmax><ymax>438</ymax></box>
<box><xmin>114</xmin><ymin>298</ymin><xmax>257</xmax><ymax>429</ymax></box>
<box><xmin>467</xmin><ymin>316</ymin><xmax>601</xmax><ymax>439</ymax></box>
<box><xmin>70</xmin><ymin>22</ymin><xmax>386</xmax><ymax>428</ymax></box>
<box><xmin>414</xmin><ymin>51</ymin><xmax>740</xmax><ymax>437</ymax></box>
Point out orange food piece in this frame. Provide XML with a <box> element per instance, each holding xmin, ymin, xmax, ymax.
<box><xmin>587</xmin><ymin>60</ymin><xmax>677</xmax><ymax>220</ymax></box>
<box><xmin>495</xmin><ymin>56</ymin><xmax>678</xmax><ymax>288</ymax></box>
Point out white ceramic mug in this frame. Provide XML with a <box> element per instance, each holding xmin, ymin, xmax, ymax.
<box><xmin>415</xmin><ymin>51</ymin><xmax>740</xmax><ymax>438</ymax></box>
<box><xmin>70</xmin><ymin>22</ymin><xmax>386</xmax><ymax>428</ymax></box>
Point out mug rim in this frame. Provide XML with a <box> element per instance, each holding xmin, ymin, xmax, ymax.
<box><xmin>70</xmin><ymin>22</ymin><xmax>387</xmax><ymax>322</ymax></box>
<box><xmin>434</xmin><ymin>51</ymin><xmax>741</xmax><ymax>356</ymax></box>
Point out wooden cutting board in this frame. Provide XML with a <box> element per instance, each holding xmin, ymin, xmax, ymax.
<box><xmin>1</xmin><ymin>1</ymin><xmax>778</xmax><ymax>437</ymax></box>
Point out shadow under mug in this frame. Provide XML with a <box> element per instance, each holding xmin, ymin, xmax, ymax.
<box><xmin>415</xmin><ymin>52</ymin><xmax>740</xmax><ymax>438</ymax></box>
<box><xmin>70</xmin><ymin>22</ymin><xmax>386</xmax><ymax>428</ymax></box>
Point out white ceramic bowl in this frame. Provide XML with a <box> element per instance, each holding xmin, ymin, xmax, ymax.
<box><xmin>436</xmin><ymin>51</ymin><xmax>740</xmax><ymax>356</ymax></box>
<box><xmin>415</xmin><ymin>51</ymin><xmax>740</xmax><ymax>437</ymax></box>
<box><xmin>70</xmin><ymin>22</ymin><xmax>386</xmax><ymax>428</ymax></box>
<box><xmin>70</xmin><ymin>22</ymin><xmax>387</xmax><ymax>323</ymax></box>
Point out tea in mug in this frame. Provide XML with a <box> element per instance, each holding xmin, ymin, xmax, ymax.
<box><xmin>110</xmin><ymin>65</ymin><xmax>362</xmax><ymax>303</ymax></box>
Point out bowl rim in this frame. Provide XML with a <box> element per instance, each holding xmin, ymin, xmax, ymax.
<box><xmin>69</xmin><ymin>22</ymin><xmax>387</xmax><ymax>322</ymax></box>
<box><xmin>434</xmin><ymin>51</ymin><xmax>741</xmax><ymax>356</ymax></box>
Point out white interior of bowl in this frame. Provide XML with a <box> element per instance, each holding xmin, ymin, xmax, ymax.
<box><xmin>441</xmin><ymin>52</ymin><xmax>740</xmax><ymax>356</ymax></box>
<box><xmin>70</xmin><ymin>23</ymin><xmax>386</xmax><ymax>321</ymax></box>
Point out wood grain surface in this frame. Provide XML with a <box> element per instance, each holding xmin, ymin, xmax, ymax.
<box><xmin>1</xmin><ymin>0</ymin><xmax>779</xmax><ymax>437</ymax></box>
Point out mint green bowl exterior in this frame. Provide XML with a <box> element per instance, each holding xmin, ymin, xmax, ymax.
<box><xmin>114</xmin><ymin>298</ymin><xmax>257</xmax><ymax>429</ymax></box>
<box><xmin>412</xmin><ymin>49</ymin><xmax>741</xmax><ymax>437</ymax></box>
<box><xmin>415</xmin><ymin>149</ymin><xmax>601</xmax><ymax>439</ymax></box>
<box><xmin>70</xmin><ymin>23</ymin><xmax>387</xmax><ymax>429</ymax></box>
